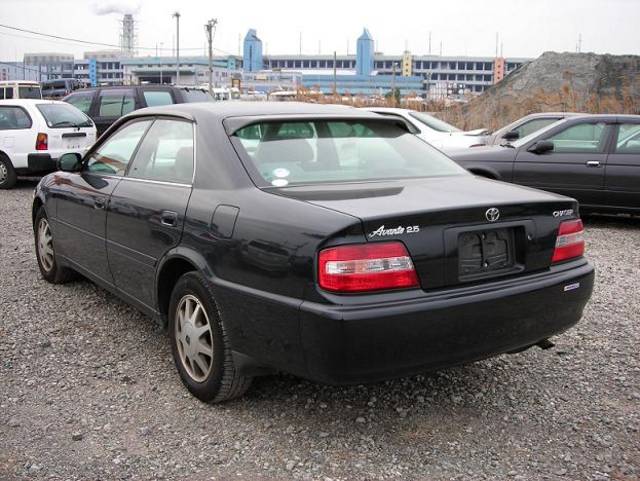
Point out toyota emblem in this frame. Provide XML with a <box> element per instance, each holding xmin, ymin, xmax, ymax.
<box><xmin>485</xmin><ymin>207</ymin><xmax>500</xmax><ymax>222</ymax></box>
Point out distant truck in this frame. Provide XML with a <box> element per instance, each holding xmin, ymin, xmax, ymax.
<box><xmin>0</xmin><ymin>81</ymin><xmax>42</xmax><ymax>100</ymax></box>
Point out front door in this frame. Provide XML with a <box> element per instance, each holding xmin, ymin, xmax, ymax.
<box><xmin>54</xmin><ymin>119</ymin><xmax>152</xmax><ymax>284</ymax></box>
<box><xmin>513</xmin><ymin>120</ymin><xmax>612</xmax><ymax>206</ymax></box>
<box><xmin>106</xmin><ymin>118</ymin><xmax>194</xmax><ymax>309</ymax></box>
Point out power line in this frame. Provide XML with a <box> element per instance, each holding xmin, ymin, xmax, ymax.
<box><xmin>0</xmin><ymin>22</ymin><xmax>234</xmax><ymax>56</ymax></box>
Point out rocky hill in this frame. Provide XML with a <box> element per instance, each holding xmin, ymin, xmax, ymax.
<box><xmin>444</xmin><ymin>51</ymin><xmax>640</xmax><ymax>130</ymax></box>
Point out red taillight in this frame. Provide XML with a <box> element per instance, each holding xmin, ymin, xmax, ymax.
<box><xmin>35</xmin><ymin>133</ymin><xmax>48</xmax><ymax>151</ymax></box>
<box><xmin>552</xmin><ymin>219</ymin><xmax>585</xmax><ymax>263</ymax></box>
<box><xmin>318</xmin><ymin>241</ymin><xmax>419</xmax><ymax>293</ymax></box>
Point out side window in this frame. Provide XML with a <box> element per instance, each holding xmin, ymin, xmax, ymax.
<box><xmin>0</xmin><ymin>88</ymin><xmax>4</xmax><ymax>100</ymax></box>
<box><xmin>515</xmin><ymin>118</ymin><xmax>558</xmax><ymax>139</ymax></box>
<box><xmin>142</xmin><ymin>90</ymin><xmax>174</xmax><ymax>107</ymax></box>
<box><xmin>127</xmin><ymin>119</ymin><xmax>194</xmax><ymax>184</ymax></box>
<box><xmin>546</xmin><ymin>122</ymin><xmax>607</xmax><ymax>153</ymax></box>
<box><xmin>98</xmin><ymin>89</ymin><xmax>136</xmax><ymax>117</ymax></box>
<box><xmin>85</xmin><ymin>120</ymin><xmax>152</xmax><ymax>175</ymax></box>
<box><xmin>615</xmin><ymin>123</ymin><xmax>640</xmax><ymax>154</ymax></box>
<box><xmin>65</xmin><ymin>92</ymin><xmax>94</xmax><ymax>114</ymax></box>
<box><xmin>5</xmin><ymin>87</ymin><xmax>14</xmax><ymax>100</ymax></box>
<box><xmin>0</xmin><ymin>107</ymin><xmax>32</xmax><ymax>130</ymax></box>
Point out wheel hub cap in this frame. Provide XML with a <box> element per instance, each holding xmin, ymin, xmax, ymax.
<box><xmin>175</xmin><ymin>294</ymin><xmax>214</xmax><ymax>382</ymax></box>
<box><xmin>37</xmin><ymin>219</ymin><xmax>55</xmax><ymax>272</ymax></box>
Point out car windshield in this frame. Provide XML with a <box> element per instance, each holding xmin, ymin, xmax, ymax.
<box><xmin>408</xmin><ymin>111</ymin><xmax>461</xmax><ymax>133</ymax></box>
<box><xmin>37</xmin><ymin>103</ymin><xmax>93</xmax><ymax>128</ymax></box>
<box><xmin>512</xmin><ymin>118</ymin><xmax>568</xmax><ymax>147</ymax></box>
<box><xmin>232</xmin><ymin>119</ymin><xmax>468</xmax><ymax>187</ymax></box>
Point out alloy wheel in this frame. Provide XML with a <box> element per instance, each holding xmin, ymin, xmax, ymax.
<box><xmin>175</xmin><ymin>294</ymin><xmax>214</xmax><ymax>382</ymax></box>
<box><xmin>0</xmin><ymin>162</ymin><xmax>7</xmax><ymax>183</ymax></box>
<box><xmin>37</xmin><ymin>218</ymin><xmax>55</xmax><ymax>272</ymax></box>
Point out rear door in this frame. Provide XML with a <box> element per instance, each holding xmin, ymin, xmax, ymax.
<box><xmin>513</xmin><ymin>119</ymin><xmax>612</xmax><ymax>206</ymax></box>
<box><xmin>93</xmin><ymin>88</ymin><xmax>137</xmax><ymax>137</ymax></box>
<box><xmin>0</xmin><ymin>105</ymin><xmax>33</xmax><ymax>169</ymax></box>
<box><xmin>54</xmin><ymin>119</ymin><xmax>153</xmax><ymax>284</ymax></box>
<box><xmin>603</xmin><ymin>119</ymin><xmax>640</xmax><ymax>211</ymax></box>
<box><xmin>106</xmin><ymin>117</ymin><xmax>194</xmax><ymax>309</ymax></box>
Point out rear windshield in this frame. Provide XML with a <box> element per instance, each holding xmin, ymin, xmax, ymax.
<box><xmin>181</xmin><ymin>89</ymin><xmax>213</xmax><ymax>102</ymax></box>
<box><xmin>408</xmin><ymin>111</ymin><xmax>461</xmax><ymax>133</ymax></box>
<box><xmin>232</xmin><ymin>119</ymin><xmax>467</xmax><ymax>187</ymax></box>
<box><xmin>19</xmin><ymin>86</ymin><xmax>42</xmax><ymax>99</ymax></box>
<box><xmin>37</xmin><ymin>103</ymin><xmax>93</xmax><ymax>128</ymax></box>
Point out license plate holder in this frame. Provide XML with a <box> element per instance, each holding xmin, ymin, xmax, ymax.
<box><xmin>458</xmin><ymin>228</ymin><xmax>515</xmax><ymax>280</ymax></box>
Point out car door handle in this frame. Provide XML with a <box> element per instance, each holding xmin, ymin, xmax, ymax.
<box><xmin>585</xmin><ymin>160</ymin><xmax>600</xmax><ymax>168</ymax></box>
<box><xmin>160</xmin><ymin>211</ymin><xmax>178</xmax><ymax>227</ymax></box>
<box><xmin>94</xmin><ymin>198</ymin><xmax>106</xmax><ymax>210</ymax></box>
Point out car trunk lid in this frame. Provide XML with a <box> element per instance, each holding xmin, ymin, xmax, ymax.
<box><xmin>274</xmin><ymin>175</ymin><xmax>579</xmax><ymax>290</ymax></box>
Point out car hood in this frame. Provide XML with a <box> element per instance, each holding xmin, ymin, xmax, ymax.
<box><xmin>447</xmin><ymin>145</ymin><xmax>517</xmax><ymax>162</ymax></box>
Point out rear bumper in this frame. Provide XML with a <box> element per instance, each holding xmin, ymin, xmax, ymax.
<box><xmin>297</xmin><ymin>260</ymin><xmax>594</xmax><ymax>384</ymax></box>
<box><xmin>25</xmin><ymin>153</ymin><xmax>56</xmax><ymax>174</ymax></box>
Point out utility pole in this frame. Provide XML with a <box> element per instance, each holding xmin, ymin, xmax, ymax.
<box><xmin>428</xmin><ymin>31</ymin><xmax>432</xmax><ymax>55</ymax></box>
<box><xmin>391</xmin><ymin>62</ymin><xmax>397</xmax><ymax>107</ymax></box>
<box><xmin>333</xmin><ymin>51</ymin><xmax>337</xmax><ymax>97</ymax></box>
<box><xmin>173</xmin><ymin>11</ymin><xmax>181</xmax><ymax>85</ymax></box>
<box><xmin>159</xmin><ymin>42</ymin><xmax>164</xmax><ymax>84</ymax></box>
<box><xmin>205</xmin><ymin>18</ymin><xmax>218</xmax><ymax>95</ymax></box>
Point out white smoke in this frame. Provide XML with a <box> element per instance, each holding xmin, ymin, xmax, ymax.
<box><xmin>91</xmin><ymin>1</ymin><xmax>141</xmax><ymax>15</ymax></box>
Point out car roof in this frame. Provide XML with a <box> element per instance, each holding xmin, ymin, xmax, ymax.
<box><xmin>0</xmin><ymin>99</ymin><xmax>65</xmax><ymax>106</ymax></box>
<box><xmin>126</xmin><ymin>101</ymin><xmax>375</xmax><ymax>121</ymax></box>
<box><xmin>362</xmin><ymin>107</ymin><xmax>415</xmax><ymax>114</ymax></box>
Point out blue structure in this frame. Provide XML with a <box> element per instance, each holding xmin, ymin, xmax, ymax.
<box><xmin>356</xmin><ymin>28</ymin><xmax>374</xmax><ymax>76</ymax></box>
<box><xmin>88</xmin><ymin>59</ymin><xmax>98</xmax><ymax>87</ymax></box>
<box><xmin>302</xmin><ymin>73</ymin><xmax>423</xmax><ymax>96</ymax></box>
<box><xmin>243</xmin><ymin>29</ymin><xmax>263</xmax><ymax>73</ymax></box>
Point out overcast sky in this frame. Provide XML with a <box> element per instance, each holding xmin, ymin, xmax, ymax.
<box><xmin>0</xmin><ymin>0</ymin><xmax>638</xmax><ymax>61</ymax></box>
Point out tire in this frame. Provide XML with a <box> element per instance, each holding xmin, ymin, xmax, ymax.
<box><xmin>34</xmin><ymin>207</ymin><xmax>75</xmax><ymax>284</ymax></box>
<box><xmin>168</xmin><ymin>271</ymin><xmax>252</xmax><ymax>403</ymax></box>
<box><xmin>0</xmin><ymin>155</ymin><xmax>17</xmax><ymax>189</ymax></box>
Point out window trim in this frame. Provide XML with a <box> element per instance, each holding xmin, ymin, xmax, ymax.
<box><xmin>0</xmin><ymin>105</ymin><xmax>33</xmax><ymax>130</ymax></box>
<box><xmin>81</xmin><ymin>118</ymin><xmax>154</xmax><ymax>176</ymax></box>
<box><xmin>123</xmin><ymin>117</ymin><xmax>196</xmax><ymax>186</ymax></box>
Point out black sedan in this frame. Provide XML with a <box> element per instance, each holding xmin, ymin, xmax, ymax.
<box><xmin>32</xmin><ymin>102</ymin><xmax>594</xmax><ymax>403</ymax></box>
<box><xmin>450</xmin><ymin>114</ymin><xmax>640</xmax><ymax>214</ymax></box>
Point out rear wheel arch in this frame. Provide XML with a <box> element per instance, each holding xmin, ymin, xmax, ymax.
<box><xmin>156</xmin><ymin>254</ymin><xmax>202</xmax><ymax>324</ymax></box>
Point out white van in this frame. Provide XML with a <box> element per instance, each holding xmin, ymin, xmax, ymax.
<box><xmin>0</xmin><ymin>81</ymin><xmax>43</xmax><ymax>100</ymax></box>
<box><xmin>0</xmin><ymin>99</ymin><xmax>96</xmax><ymax>188</ymax></box>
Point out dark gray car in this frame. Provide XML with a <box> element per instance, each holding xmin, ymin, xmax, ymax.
<box><xmin>450</xmin><ymin>114</ymin><xmax>640</xmax><ymax>214</ymax></box>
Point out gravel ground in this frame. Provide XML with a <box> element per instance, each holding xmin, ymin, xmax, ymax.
<box><xmin>1</xmin><ymin>179</ymin><xmax>639</xmax><ymax>481</ymax></box>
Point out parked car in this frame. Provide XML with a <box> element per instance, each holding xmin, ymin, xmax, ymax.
<box><xmin>0</xmin><ymin>99</ymin><xmax>96</xmax><ymax>189</ymax></box>
<box><xmin>0</xmin><ymin>80</ymin><xmax>42</xmax><ymax>100</ymax></box>
<box><xmin>32</xmin><ymin>102</ymin><xmax>594</xmax><ymax>403</ymax></box>
<box><xmin>482</xmin><ymin>112</ymin><xmax>584</xmax><ymax>146</ymax></box>
<box><xmin>63</xmin><ymin>85</ymin><xmax>214</xmax><ymax>136</ymax></box>
<box><xmin>42</xmin><ymin>78</ymin><xmax>89</xmax><ymax>99</ymax></box>
<box><xmin>363</xmin><ymin>107</ymin><xmax>488</xmax><ymax>150</ymax></box>
<box><xmin>449</xmin><ymin>114</ymin><xmax>640</xmax><ymax>214</ymax></box>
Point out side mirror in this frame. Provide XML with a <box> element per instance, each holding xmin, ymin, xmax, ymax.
<box><xmin>58</xmin><ymin>152</ymin><xmax>82</xmax><ymax>172</ymax></box>
<box><xmin>503</xmin><ymin>130</ymin><xmax>520</xmax><ymax>141</ymax></box>
<box><xmin>528</xmin><ymin>140</ymin><xmax>554</xmax><ymax>154</ymax></box>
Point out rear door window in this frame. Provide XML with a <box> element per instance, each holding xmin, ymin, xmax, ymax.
<box><xmin>0</xmin><ymin>106</ymin><xmax>32</xmax><ymax>129</ymax></box>
<box><xmin>98</xmin><ymin>89</ymin><xmax>136</xmax><ymax>117</ymax></box>
<box><xmin>515</xmin><ymin>118</ymin><xmax>559</xmax><ymax>139</ymax></box>
<box><xmin>85</xmin><ymin>120</ymin><xmax>152</xmax><ymax>175</ymax></box>
<box><xmin>615</xmin><ymin>123</ymin><xmax>640</xmax><ymax>154</ymax></box>
<box><xmin>127</xmin><ymin>119</ymin><xmax>194</xmax><ymax>184</ymax></box>
<box><xmin>142</xmin><ymin>90</ymin><xmax>174</xmax><ymax>107</ymax></box>
<box><xmin>65</xmin><ymin>91</ymin><xmax>94</xmax><ymax>114</ymax></box>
